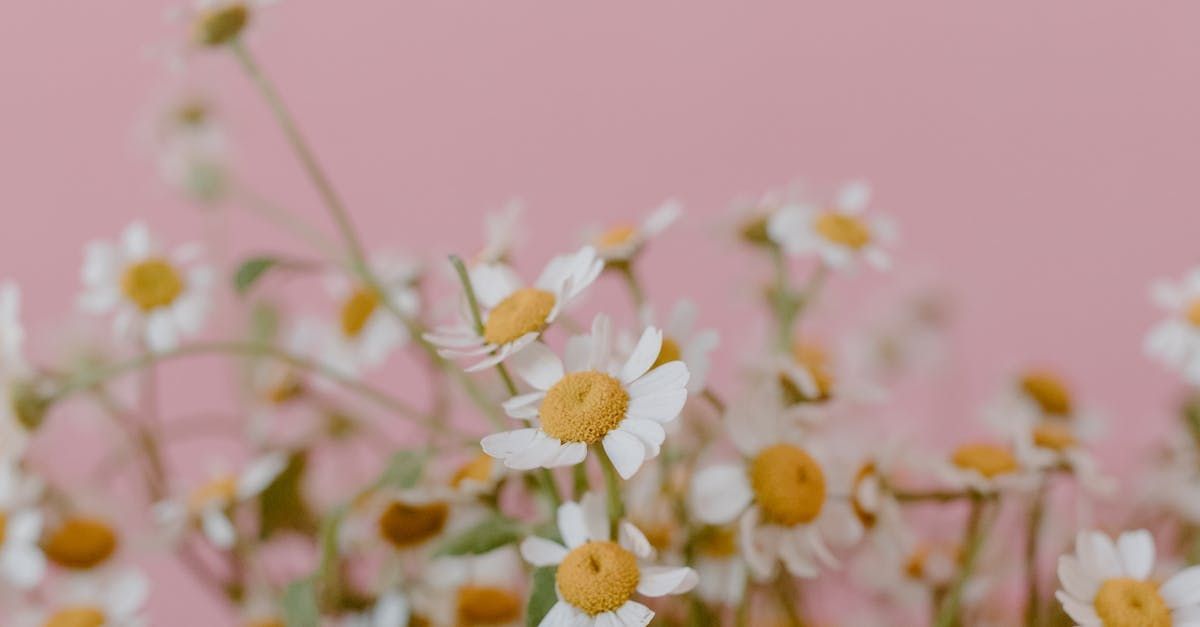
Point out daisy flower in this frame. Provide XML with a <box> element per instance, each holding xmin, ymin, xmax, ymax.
<box><xmin>426</xmin><ymin>246</ymin><xmax>603</xmax><ymax>372</ymax></box>
<box><xmin>342</xmin><ymin>591</ymin><xmax>410</xmax><ymax>627</ymax></box>
<box><xmin>154</xmin><ymin>452</ymin><xmax>287</xmax><ymax>549</ymax></box>
<box><xmin>78</xmin><ymin>221</ymin><xmax>212</xmax><ymax>352</ymax></box>
<box><xmin>18</xmin><ymin>568</ymin><xmax>149</xmax><ymax>627</ymax></box>
<box><xmin>633</xmin><ymin>300</ymin><xmax>719</xmax><ymax>395</ymax></box>
<box><xmin>589</xmin><ymin>199</ymin><xmax>682</xmax><ymax>264</ymax></box>
<box><xmin>520</xmin><ymin>494</ymin><xmax>698</xmax><ymax>626</ymax></box>
<box><xmin>345</xmin><ymin>486</ymin><xmax>472</xmax><ymax>556</ymax></box>
<box><xmin>688</xmin><ymin>397</ymin><xmax>861</xmax><ymax>580</ymax></box>
<box><xmin>1056</xmin><ymin>529</ymin><xmax>1200</xmax><ymax>626</ymax></box>
<box><xmin>480</xmin><ymin>315</ymin><xmax>689</xmax><ymax>479</ymax></box>
<box><xmin>1145</xmin><ymin>267</ymin><xmax>1200</xmax><ymax>385</ymax></box>
<box><xmin>413</xmin><ymin>548</ymin><xmax>526</xmax><ymax>626</ymax></box>
<box><xmin>473</xmin><ymin>199</ymin><xmax>525</xmax><ymax>266</ymax></box>
<box><xmin>934</xmin><ymin>441</ymin><xmax>1035</xmax><ymax>494</ymax></box>
<box><xmin>0</xmin><ymin>459</ymin><xmax>45</xmax><ymax>589</ymax></box>
<box><xmin>691</xmin><ymin>524</ymin><xmax>748</xmax><ymax>607</ymax></box>
<box><xmin>184</xmin><ymin>0</ymin><xmax>278</xmax><ymax>48</ymax></box>
<box><xmin>766</xmin><ymin>180</ymin><xmax>896</xmax><ymax>271</ymax></box>
<box><xmin>984</xmin><ymin>368</ymin><xmax>1104</xmax><ymax>440</ymax></box>
<box><xmin>321</xmin><ymin>252</ymin><xmax>421</xmax><ymax>375</ymax></box>
<box><xmin>1011</xmin><ymin>420</ymin><xmax>1115</xmax><ymax>496</ymax></box>
<box><xmin>152</xmin><ymin>94</ymin><xmax>229</xmax><ymax>204</ymax></box>
<box><xmin>768</xmin><ymin>339</ymin><xmax>884</xmax><ymax>426</ymax></box>
<box><xmin>40</xmin><ymin>511</ymin><xmax>123</xmax><ymax>572</ymax></box>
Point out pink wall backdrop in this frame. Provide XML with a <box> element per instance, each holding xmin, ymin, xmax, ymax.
<box><xmin>4</xmin><ymin>1</ymin><xmax>1200</xmax><ymax>622</ymax></box>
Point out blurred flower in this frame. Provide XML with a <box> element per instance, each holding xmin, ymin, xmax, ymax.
<box><xmin>186</xmin><ymin>0</ymin><xmax>279</xmax><ymax>47</ymax></box>
<box><xmin>767</xmin><ymin>180</ymin><xmax>896</xmax><ymax>271</ymax></box>
<box><xmin>1145</xmin><ymin>267</ymin><xmax>1200</xmax><ymax>385</ymax></box>
<box><xmin>154</xmin><ymin>452</ymin><xmax>287</xmax><ymax>549</ymax></box>
<box><xmin>628</xmin><ymin>300</ymin><xmax>718</xmax><ymax>395</ymax></box>
<box><xmin>587</xmin><ymin>200</ymin><xmax>682</xmax><ymax>264</ymax></box>
<box><xmin>153</xmin><ymin>94</ymin><xmax>230</xmax><ymax>204</ymax></box>
<box><xmin>412</xmin><ymin>548</ymin><xmax>525</xmax><ymax>626</ymax></box>
<box><xmin>473</xmin><ymin>200</ymin><xmax>525</xmax><ymax>266</ymax></box>
<box><xmin>934</xmin><ymin>442</ymin><xmax>1035</xmax><ymax>494</ymax></box>
<box><xmin>0</xmin><ymin>459</ymin><xmax>45</xmax><ymax>589</ymax></box>
<box><xmin>17</xmin><ymin>568</ymin><xmax>149</xmax><ymax>627</ymax></box>
<box><xmin>320</xmin><ymin>252</ymin><xmax>421</xmax><ymax>375</ymax></box>
<box><xmin>341</xmin><ymin>591</ymin><xmax>410</xmax><ymax>627</ymax></box>
<box><xmin>481</xmin><ymin>315</ymin><xmax>689</xmax><ymax>479</ymax></box>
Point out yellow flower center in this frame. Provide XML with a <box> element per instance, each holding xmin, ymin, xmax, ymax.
<box><xmin>1020</xmin><ymin>371</ymin><xmax>1073</xmax><ymax>416</ymax></box>
<box><xmin>904</xmin><ymin>545</ymin><xmax>931</xmax><ymax>580</ymax></box>
<box><xmin>42</xmin><ymin>607</ymin><xmax>107</xmax><ymax>627</ymax></box>
<box><xmin>739</xmin><ymin>215</ymin><xmax>772</xmax><ymax>246</ymax></box>
<box><xmin>850</xmin><ymin>462</ymin><xmax>878</xmax><ymax>529</ymax></box>
<box><xmin>451</xmin><ymin>453</ymin><xmax>494</xmax><ymax>489</ymax></box>
<box><xmin>42</xmin><ymin>517</ymin><xmax>119</xmax><ymax>570</ymax></box>
<box><xmin>556</xmin><ymin>541</ymin><xmax>641</xmax><ymax>616</ymax></box>
<box><xmin>121</xmin><ymin>258</ymin><xmax>185</xmax><ymax>312</ymax></box>
<box><xmin>377</xmin><ymin>500</ymin><xmax>449</xmax><ymax>549</ymax></box>
<box><xmin>483</xmin><ymin>288</ymin><xmax>556</xmax><ymax>346</ymax></box>
<box><xmin>265</xmin><ymin>372</ymin><xmax>305</xmax><ymax>405</ymax></box>
<box><xmin>188</xmin><ymin>474</ymin><xmax>238</xmax><ymax>513</ymax></box>
<box><xmin>539</xmin><ymin>371</ymin><xmax>630</xmax><ymax>444</ymax></box>
<box><xmin>749</xmin><ymin>444</ymin><xmax>827</xmax><ymax>526</ymax></box>
<box><xmin>1186</xmin><ymin>299</ymin><xmax>1200</xmax><ymax>327</ymax></box>
<box><xmin>455</xmin><ymin>585</ymin><xmax>524</xmax><ymax>626</ymax></box>
<box><xmin>694</xmin><ymin>526</ymin><xmax>738</xmax><ymax>558</ymax></box>
<box><xmin>780</xmin><ymin>342</ymin><xmax>834</xmax><ymax>404</ymax></box>
<box><xmin>1032</xmin><ymin>423</ymin><xmax>1077</xmax><ymax>452</ymax></box>
<box><xmin>340</xmin><ymin>287</ymin><xmax>380</xmax><ymax>338</ymax></box>
<box><xmin>1093</xmin><ymin>578</ymin><xmax>1171</xmax><ymax>627</ymax></box>
<box><xmin>244</xmin><ymin>620</ymin><xmax>286</xmax><ymax>627</ymax></box>
<box><xmin>814</xmin><ymin>211</ymin><xmax>871</xmax><ymax>249</ymax></box>
<box><xmin>651</xmin><ymin>337</ymin><xmax>682</xmax><ymax>370</ymax></box>
<box><xmin>194</xmin><ymin>3</ymin><xmax>250</xmax><ymax>46</ymax></box>
<box><xmin>0</xmin><ymin>511</ymin><xmax>6</xmax><ymax>545</ymax></box>
<box><xmin>951</xmin><ymin>443</ymin><xmax>1018</xmax><ymax>479</ymax></box>
<box><xmin>595</xmin><ymin>224</ymin><xmax>639</xmax><ymax>250</ymax></box>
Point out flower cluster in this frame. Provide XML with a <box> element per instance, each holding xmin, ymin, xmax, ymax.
<box><xmin>6</xmin><ymin>3</ymin><xmax>1200</xmax><ymax>626</ymax></box>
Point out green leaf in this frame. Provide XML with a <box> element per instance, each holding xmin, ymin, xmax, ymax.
<box><xmin>258</xmin><ymin>451</ymin><xmax>318</xmax><ymax>540</ymax></box>
<box><xmin>436</xmin><ymin>514</ymin><xmax>522</xmax><ymax>556</ymax></box>
<box><xmin>234</xmin><ymin>257</ymin><xmax>279</xmax><ymax>295</ymax></box>
<box><xmin>525</xmin><ymin>566</ymin><xmax>558</xmax><ymax>627</ymax></box>
<box><xmin>281</xmin><ymin>578</ymin><xmax>320</xmax><ymax>627</ymax></box>
<box><xmin>373</xmin><ymin>450</ymin><xmax>426</xmax><ymax>490</ymax></box>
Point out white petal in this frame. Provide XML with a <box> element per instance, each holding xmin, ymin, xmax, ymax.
<box><xmin>122</xmin><ymin>221</ymin><xmax>152</xmax><ymax>257</ymax></box>
<box><xmin>620</xmin><ymin>327</ymin><xmax>663</xmax><ymax>384</ymax></box>
<box><xmin>690</xmin><ymin>465</ymin><xmax>753</xmax><ymax>524</ymax></box>
<box><xmin>626</xmin><ymin>389</ymin><xmax>688</xmax><ymax>423</ymax></box>
<box><xmin>602</xmin><ymin>430</ymin><xmax>647</xmax><ymax>479</ymax></box>
<box><xmin>1161</xmin><ymin>566</ymin><xmax>1200</xmax><ymax>607</ymax></box>
<box><xmin>236</xmin><ymin>452</ymin><xmax>287</xmax><ymax>498</ymax></box>
<box><xmin>520</xmin><ymin>536</ymin><xmax>569</xmax><ymax>567</ymax></box>
<box><xmin>558</xmin><ymin>502</ymin><xmax>590</xmax><ymax>549</ymax></box>
<box><xmin>613</xmin><ymin>601</ymin><xmax>654</xmax><ymax>627</ymax></box>
<box><xmin>0</xmin><ymin>545</ymin><xmax>45</xmax><ymax>589</ymax></box>
<box><xmin>503</xmin><ymin>392</ymin><xmax>546</xmax><ymax>419</ymax></box>
<box><xmin>836</xmin><ymin>180</ymin><xmax>872</xmax><ymax>212</ymax></box>
<box><xmin>547</xmin><ymin>442</ymin><xmax>588</xmax><ymax>467</ymax></box>
<box><xmin>1057</xmin><ymin>555</ymin><xmax>1099</xmax><ymax>602</ymax></box>
<box><xmin>508</xmin><ymin>435</ymin><xmax>565</xmax><ymax>470</ymax></box>
<box><xmin>510</xmin><ymin>342</ymin><xmax>564</xmax><ymax>391</ymax></box>
<box><xmin>202</xmin><ymin>510</ymin><xmax>236</xmax><ymax>549</ymax></box>
<box><xmin>627</xmin><ymin>361</ymin><xmax>689</xmax><ymax>398</ymax></box>
<box><xmin>108</xmin><ymin>569</ymin><xmax>151</xmax><ymax>617</ymax></box>
<box><xmin>637</xmin><ymin>566</ymin><xmax>699</xmax><ymax>596</ymax></box>
<box><xmin>1056</xmin><ymin>590</ymin><xmax>1101</xmax><ymax>624</ymax></box>
<box><xmin>540</xmin><ymin>601</ymin><xmax>584</xmax><ymax>627</ymax></box>
<box><xmin>1116</xmin><ymin>529</ymin><xmax>1155</xmax><ymax>580</ymax></box>
<box><xmin>145</xmin><ymin>313</ymin><xmax>178</xmax><ymax>352</ymax></box>
<box><xmin>619</xmin><ymin>522</ymin><xmax>654</xmax><ymax>560</ymax></box>
<box><xmin>618</xmin><ymin>419</ymin><xmax>665</xmax><ymax>458</ymax></box>
<box><xmin>580</xmin><ymin>492</ymin><xmax>610</xmax><ymax>542</ymax></box>
<box><xmin>481</xmin><ymin>428</ymin><xmax>539</xmax><ymax>458</ymax></box>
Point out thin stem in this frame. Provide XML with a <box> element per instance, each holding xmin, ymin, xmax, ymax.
<box><xmin>774</xmin><ymin>575</ymin><xmax>806</xmax><ymax>627</ymax></box>
<box><xmin>891</xmin><ymin>488</ymin><xmax>978</xmax><ymax>503</ymax></box>
<box><xmin>595</xmin><ymin>445</ymin><xmax>624</xmax><ymax>535</ymax></box>
<box><xmin>617</xmin><ymin>264</ymin><xmax>646</xmax><ymax>311</ymax></box>
<box><xmin>934</xmin><ymin>496</ymin><xmax>995</xmax><ymax>627</ymax></box>
<box><xmin>1025</xmin><ymin>475</ymin><xmax>1050</xmax><ymax>627</ymax></box>
<box><xmin>701</xmin><ymin>387</ymin><xmax>726</xmax><ymax>415</ymax></box>
<box><xmin>572</xmin><ymin>461</ymin><xmax>590</xmax><ymax>500</ymax></box>
<box><xmin>228</xmin><ymin>178</ymin><xmax>341</xmax><ymax>261</ymax></box>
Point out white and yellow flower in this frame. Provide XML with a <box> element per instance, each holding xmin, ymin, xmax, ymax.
<box><xmin>631</xmin><ymin>300</ymin><xmax>718</xmax><ymax>395</ymax></box>
<box><xmin>984</xmin><ymin>369</ymin><xmax>1104</xmax><ymax>440</ymax></box>
<box><xmin>520</xmin><ymin>494</ymin><xmax>698</xmax><ymax>626</ymax></box>
<box><xmin>934</xmin><ymin>441</ymin><xmax>1035</xmax><ymax>494</ymax></box>
<box><xmin>689</xmin><ymin>398</ymin><xmax>862</xmax><ymax>580</ymax></box>
<box><xmin>184</xmin><ymin>0</ymin><xmax>279</xmax><ymax>47</ymax></box>
<box><xmin>154</xmin><ymin>452</ymin><xmax>287</xmax><ymax>549</ymax></box>
<box><xmin>78</xmin><ymin>221</ymin><xmax>212</xmax><ymax>352</ymax></box>
<box><xmin>0</xmin><ymin>459</ymin><xmax>45</xmax><ymax>589</ymax></box>
<box><xmin>481</xmin><ymin>315</ymin><xmax>689</xmax><ymax>479</ymax></box>
<box><xmin>1011</xmin><ymin>420</ymin><xmax>1114</xmax><ymax>496</ymax></box>
<box><xmin>428</xmin><ymin>246</ymin><xmax>603</xmax><ymax>372</ymax></box>
<box><xmin>413</xmin><ymin>548</ymin><xmax>526</xmax><ymax>626</ymax></box>
<box><xmin>691</xmin><ymin>524</ymin><xmax>748</xmax><ymax>607</ymax></box>
<box><xmin>322</xmin><ymin>252</ymin><xmax>421</xmax><ymax>375</ymax></box>
<box><xmin>342</xmin><ymin>591</ymin><xmax>410</xmax><ymax>627</ymax></box>
<box><xmin>18</xmin><ymin>568</ymin><xmax>149</xmax><ymax>627</ymax></box>
<box><xmin>589</xmin><ymin>200</ymin><xmax>682</xmax><ymax>263</ymax></box>
<box><xmin>1145</xmin><ymin>267</ymin><xmax>1200</xmax><ymax>385</ymax></box>
<box><xmin>0</xmin><ymin>281</ymin><xmax>32</xmax><ymax>455</ymax></box>
<box><xmin>1057</xmin><ymin>529</ymin><xmax>1200</xmax><ymax>626</ymax></box>
<box><xmin>767</xmin><ymin>180</ymin><xmax>896</xmax><ymax>271</ymax></box>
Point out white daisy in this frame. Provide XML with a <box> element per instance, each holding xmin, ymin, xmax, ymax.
<box><xmin>1056</xmin><ymin>529</ymin><xmax>1200</xmax><ymax>626</ymax></box>
<box><xmin>153</xmin><ymin>95</ymin><xmax>229</xmax><ymax>203</ymax></box>
<box><xmin>78</xmin><ymin>221</ymin><xmax>213</xmax><ymax>352</ymax></box>
<box><xmin>766</xmin><ymin>180</ymin><xmax>896</xmax><ymax>271</ymax></box>
<box><xmin>0</xmin><ymin>459</ymin><xmax>45</xmax><ymax>590</ymax></box>
<box><xmin>322</xmin><ymin>252</ymin><xmax>421</xmax><ymax>375</ymax></box>
<box><xmin>154</xmin><ymin>452</ymin><xmax>287</xmax><ymax>549</ymax></box>
<box><xmin>589</xmin><ymin>199</ymin><xmax>682</xmax><ymax>263</ymax></box>
<box><xmin>1011</xmin><ymin>420</ymin><xmax>1115</xmax><ymax>496</ymax></box>
<box><xmin>1145</xmin><ymin>267</ymin><xmax>1200</xmax><ymax>385</ymax></box>
<box><xmin>691</xmin><ymin>524</ymin><xmax>748</xmax><ymax>607</ymax></box>
<box><xmin>632</xmin><ymin>300</ymin><xmax>718</xmax><ymax>394</ymax></box>
<box><xmin>934</xmin><ymin>441</ymin><xmax>1036</xmax><ymax>494</ymax></box>
<box><xmin>767</xmin><ymin>339</ymin><xmax>884</xmax><ymax>427</ymax></box>
<box><xmin>342</xmin><ymin>591</ymin><xmax>410</xmax><ymax>627</ymax></box>
<box><xmin>426</xmin><ymin>246</ymin><xmax>603</xmax><ymax>372</ymax></box>
<box><xmin>19</xmin><ymin>568</ymin><xmax>149</xmax><ymax>627</ymax></box>
<box><xmin>688</xmin><ymin>398</ymin><xmax>862</xmax><ymax>581</ymax></box>
<box><xmin>983</xmin><ymin>369</ymin><xmax>1104</xmax><ymax>441</ymax></box>
<box><xmin>413</xmin><ymin>548</ymin><xmax>525</xmax><ymax>626</ymax></box>
<box><xmin>184</xmin><ymin>0</ymin><xmax>279</xmax><ymax>47</ymax></box>
<box><xmin>520</xmin><ymin>494</ymin><xmax>698</xmax><ymax>626</ymax></box>
<box><xmin>480</xmin><ymin>314</ymin><xmax>689</xmax><ymax>479</ymax></box>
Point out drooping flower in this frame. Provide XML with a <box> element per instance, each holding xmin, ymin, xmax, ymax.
<box><xmin>767</xmin><ymin>180</ymin><xmax>896</xmax><ymax>271</ymax></box>
<box><xmin>154</xmin><ymin>452</ymin><xmax>287</xmax><ymax>549</ymax></box>
<box><xmin>520</xmin><ymin>494</ymin><xmax>698</xmax><ymax>626</ymax></box>
<box><xmin>78</xmin><ymin>221</ymin><xmax>213</xmax><ymax>352</ymax></box>
<box><xmin>481</xmin><ymin>315</ymin><xmax>689</xmax><ymax>479</ymax></box>
<box><xmin>588</xmin><ymin>200</ymin><xmax>682</xmax><ymax>264</ymax></box>
<box><xmin>426</xmin><ymin>246</ymin><xmax>603</xmax><ymax>372</ymax></box>
<box><xmin>1145</xmin><ymin>267</ymin><xmax>1200</xmax><ymax>385</ymax></box>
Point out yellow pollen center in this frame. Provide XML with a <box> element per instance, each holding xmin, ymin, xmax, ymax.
<box><xmin>42</xmin><ymin>517</ymin><xmax>119</xmax><ymax>570</ymax></box>
<box><xmin>1093</xmin><ymin>578</ymin><xmax>1171</xmax><ymax>627</ymax></box>
<box><xmin>377</xmin><ymin>500</ymin><xmax>449</xmax><ymax>549</ymax></box>
<box><xmin>539</xmin><ymin>371</ymin><xmax>630</xmax><ymax>444</ymax></box>
<box><xmin>780</xmin><ymin>342</ymin><xmax>834</xmax><ymax>403</ymax></box>
<box><xmin>340</xmin><ymin>287</ymin><xmax>380</xmax><ymax>338</ymax></box>
<box><xmin>265</xmin><ymin>372</ymin><xmax>305</xmax><ymax>404</ymax></box>
<box><xmin>1032</xmin><ymin>423</ymin><xmax>1077</xmax><ymax>452</ymax></box>
<box><xmin>121</xmin><ymin>258</ymin><xmax>185</xmax><ymax>312</ymax></box>
<box><xmin>1186</xmin><ymin>299</ymin><xmax>1200</xmax><ymax>327</ymax></box>
<box><xmin>455</xmin><ymin>585</ymin><xmax>524</xmax><ymax>625</ymax></box>
<box><xmin>814</xmin><ymin>211</ymin><xmax>871</xmax><ymax>249</ymax></box>
<box><xmin>951</xmin><ymin>444</ymin><xmax>1018</xmax><ymax>478</ymax></box>
<box><xmin>451</xmin><ymin>453</ymin><xmax>494</xmax><ymax>489</ymax></box>
<box><xmin>904</xmin><ymin>546</ymin><xmax>930</xmax><ymax>580</ymax></box>
<box><xmin>42</xmin><ymin>607</ymin><xmax>106</xmax><ymax>627</ymax></box>
<box><xmin>1020</xmin><ymin>371</ymin><xmax>1073</xmax><ymax>416</ymax></box>
<box><xmin>851</xmin><ymin>462</ymin><xmax>878</xmax><ymax>528</ymax></box>
<box><xmin>483</xmin><ymin>288</ymin><xmax>556</xmax><ymax>346</ymax></box>
<box><xmin>694</xmin><ymin>526</ymin><xmax>738</xmax><ymax>558</ymax></box>
<box><xmin>749</xmin><ymin>444</ymin><xmax>827</xmax><ymax>526</ymax></box>
<box><xmin>596</xmin><ymin>224</ymin><xmax>638</xmax><ymax>250</ymax></box>
<box><xmin>651</xmin><ymin>337</ymin><xmax>682</xmax><ymax>370</ymax></box>
<box><xmin>556</xmin><ymin>541</ymin><xmax>641</xmax><ymax>615</ymax></box>
<box><xmin>194</xmin><ymin>3</ymin><xmax>250</xmax><ymax>46</ymax></box>
<box><xmin>188</xmin><ymin>474</ymin><xmax>239</xmax><ymax>512</ymax></box>
<box><xmin>0</xmin><ymin>511</ymin><xmax>6</xmax><ymax>545</ymax></box>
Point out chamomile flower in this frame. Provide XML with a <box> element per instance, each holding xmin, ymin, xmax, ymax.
<box><xmin>426</xmin><ymin>246</ymin><xmax>603</xmax><ymax>372</ymax></box>
<box><xmin>480</xmin><ymin>315</ymin><xmax>689</xmax><ymax>479</ymax></box>
<box><xmin>767</xmin><ymin>180</ymin><xmax>896</xmax><ymax>271</ymax></box>
<box><xmin>185</xmin><ymin>0</ymin><xmax>278</xmax><ymax>47</ymax></box>
<box><xmin>153</xmin><ymin>94</ymin><xmax>229</xmax><ymax>203</ymax></box>
<box><xmin>691</xmin><ymin>524</ymin><xmax>748</xmax><ymax>607</ymax></box>
<box><xmin>342</xmin><ymin>591</ymin><xmax>410</xmax><ymax>627</ymax></box>
<box><xmin>520</xmin><ymin>494</ymin><xmax>698</xmax><ymax>626</ymax></box>
<box><xmin>19</xmin><ymin>568</ymin><xmax>149</xmax><ymax>627</ymax></box>
<box><xmin>631</xmin><ymin>300</ymin><xmax>719</xmax><ymax>395</ymax></box>
<box><xmin>40</xmin><ymin>512</ymin><xmax>123</xmax><ymax>572</ymax></box>
<box><xmin>589</xmin><ymin>199</ymin><xmax>682</xmax><ymax>264</ymax></box>
<box><xmin>689</xmin><ymin>397</ymin><xmax>862</xmax><ymax>580</ymax></box>
<box><xmin>769</xmin><ymin>339</ymin><xmax>883</xmax><ymax>426</ymax></box>
<box><xmin>984</xmin><ymin>369</ymin><xmax>1104</xmax><ymax>440</ymax></box>
<box><xmin>78</xmin><ymin>221</ymin><xmax>212</xmax><ymax>352</ymax></box>
<box><xmin>154</xmin><ymin>452</ymin><xmax>287</xmax><ymax>549</ymax></box>
<box><xmin>846</xmin><ymin>451</ymin><xmax>910</xmax><ymax>560</ymax></box>
<box><xmin>473</xmin><ymin>200</ymin><xmax>525</xmax><ymax>266</ymax></box>
<box><xmin>1056</xmin><ymin>529</ymin><xmax>1200</xmax><ymax>626</ymax></box>
<box><xmin>1145</xmin><ymin>267</ymin><xmax>1200</xmax><ymax>385</ymax></box>
<box><xmin>322</xmin><ymin>252</ymin><xmax>421</xmax><ymax>375</ymax></box>
<box><xmin>0</xmin><ymin>459</ymin><xmax>45</xmax><ymax>589</ymax></box>
<box><xmin>413</xmin><ymin>548</ymin><xmax>526</xmax><ymax>626</ymax></box>
<box><xmin>1011</xmin><ymin>421</ymin><xmax>1114</xmax><ymax>496</ymax></box>
<box><xmin>934</xmin><ymin>441</ymin><xmax>1035</xmax><ymax>494</ymax></box>
<box><xmin>354</xmin><ymin>487</ymin><xmax>463</xmax><ymax>555</ymax></box>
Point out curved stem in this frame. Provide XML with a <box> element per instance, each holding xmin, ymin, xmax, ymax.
<box><xmin>595</xmin><ymin>445</ymin><xmax>625</xmax><ymax>535</ymax></box>
<box><xmin>934</xmin><ymin>496</ymin><xmax>996</xmax><ymax>627</ymax></box>
<box><xmin>1025</xmin><ymin>475</ymin><xmax>1050</xmax><ymax>627</ymax></box>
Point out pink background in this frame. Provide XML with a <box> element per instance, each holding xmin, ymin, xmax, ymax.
<box><xmin>4</xmin><ymin>1</ymin><xmax>1200</xmax><ymax>622</ymax></box>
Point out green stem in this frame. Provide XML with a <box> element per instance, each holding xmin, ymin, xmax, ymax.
<box><xmin>572</xmin><ymin>462</ymin><xmax>590</xmax><ymax>500</ymax></box>
<box><xmin>1025</xmin><ymin>476</ymin><xmax>1049</xmax><ymax>627</ymax></box>
<box><xmin>891</xmin><ymin>488</ymin><xmax>978</xmax><ymax>503</ymax></box>
<box><xmin>774</xmin><ymin>575</ymin><xmax>806</xmax><ymax>627</ymax></box>
<box><xmin>617</xmin><ymin>264</ymin><xmax>646</xmax><ymax>311</ymax></box>
<box><xmin>934</xmin><ymin>496</ymin><xmax>994</xmax><ymax>627</ymax></box>
<box><xmin>595</xmin><ymin>445</ymin><xmax>625</xmax><ymax>534</ymax></box>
